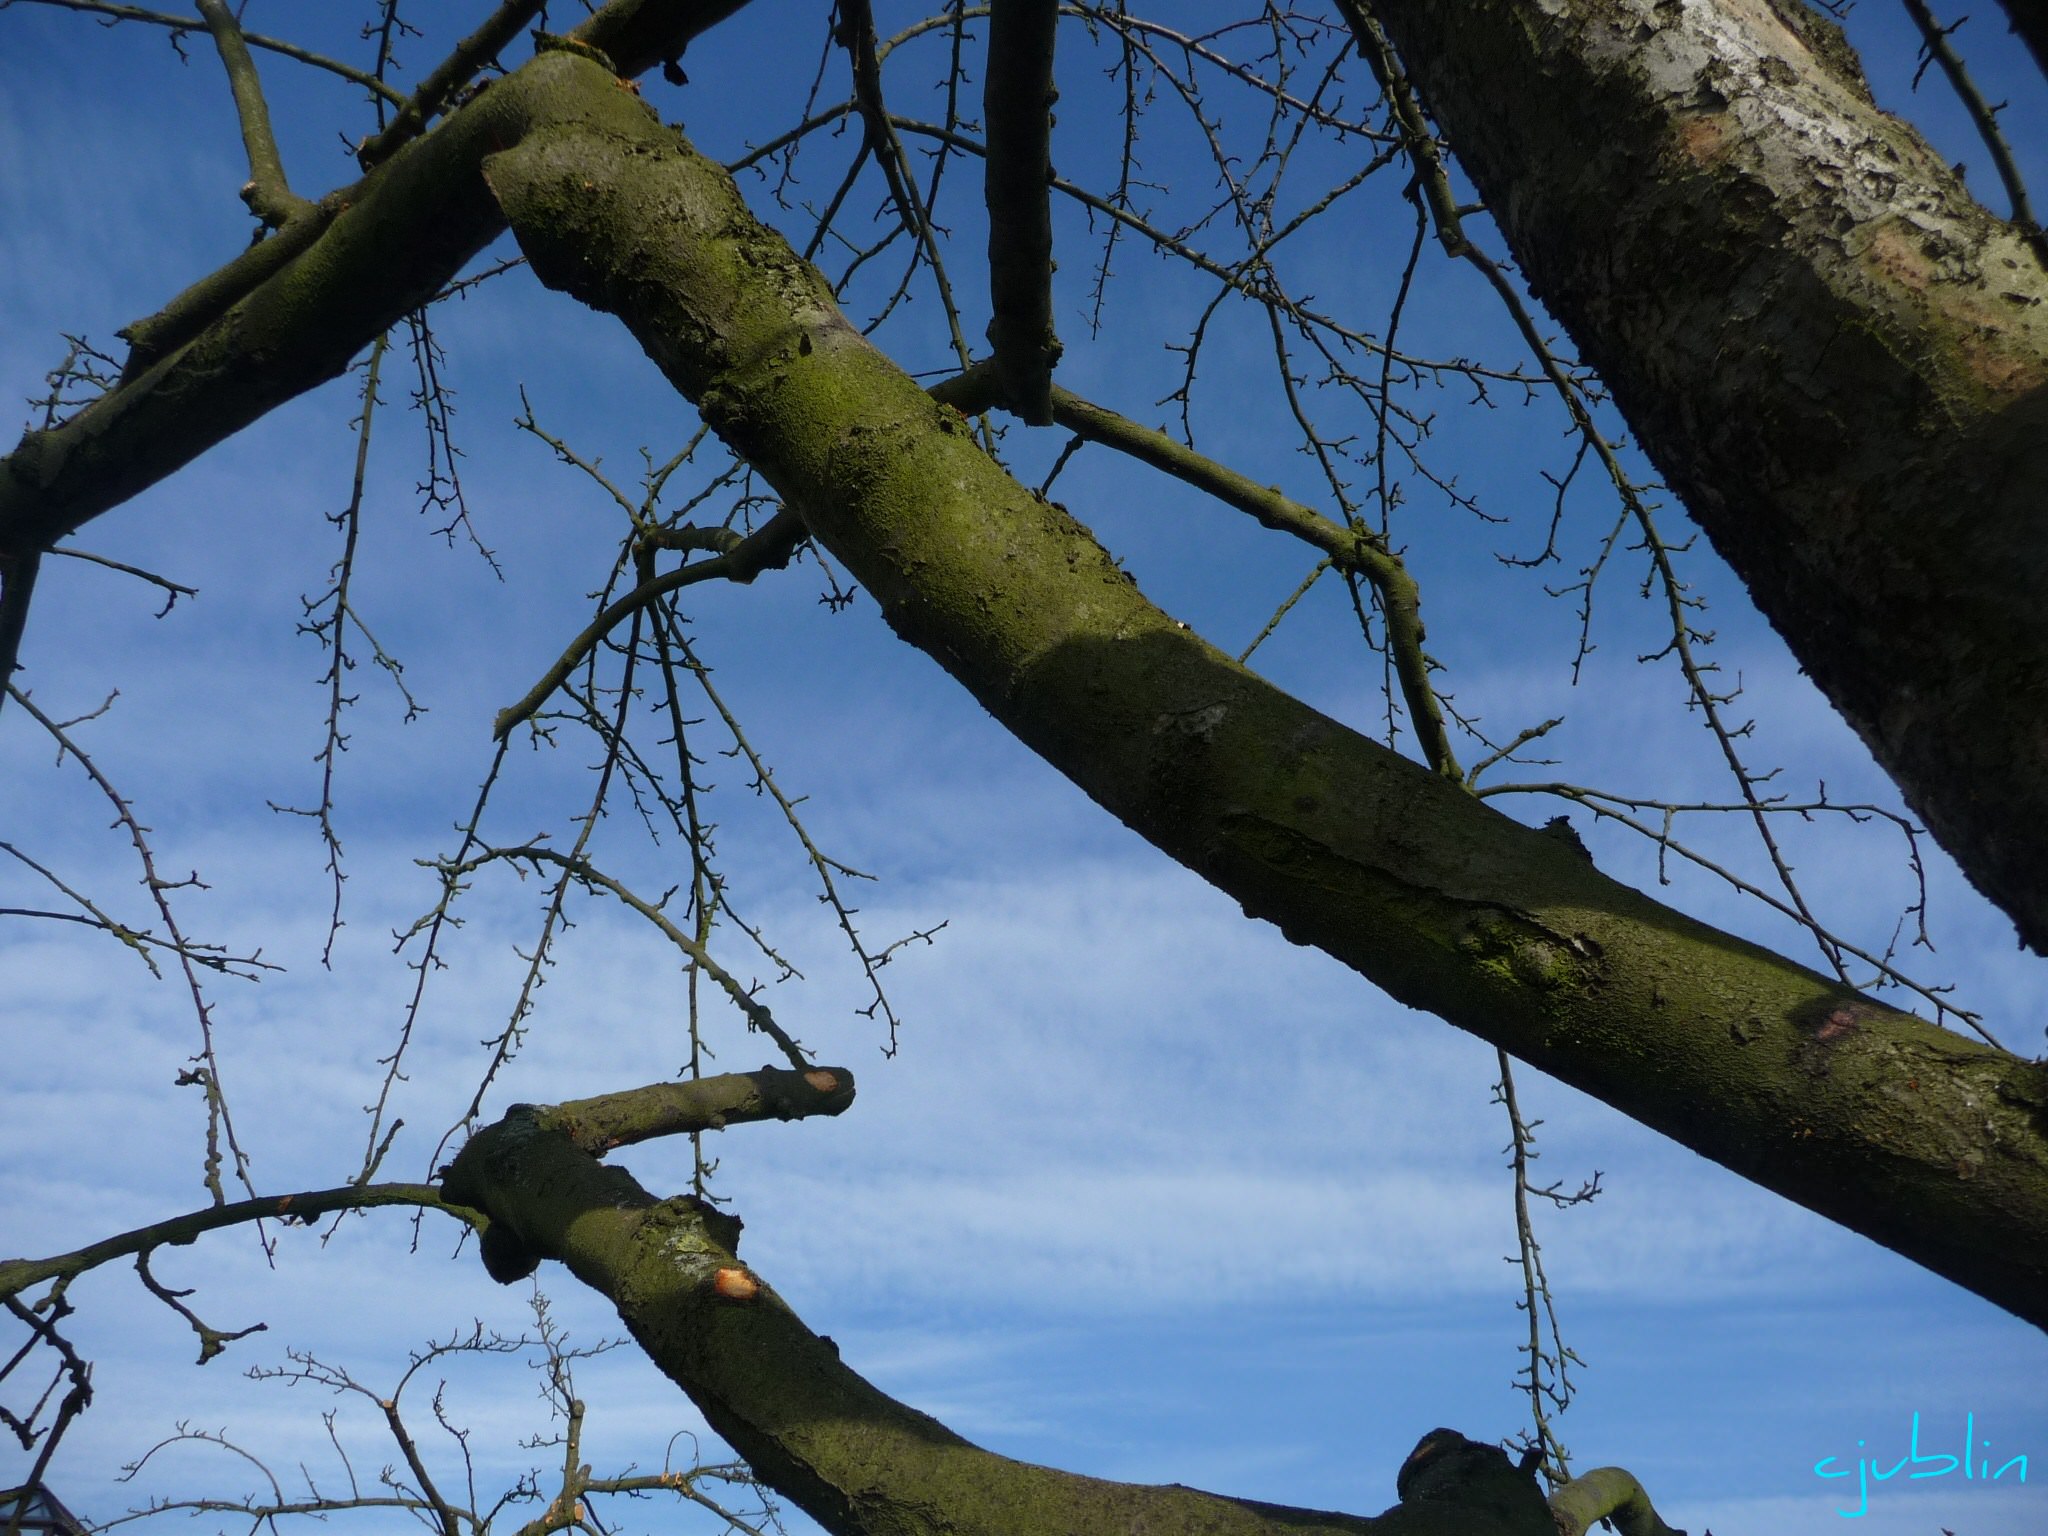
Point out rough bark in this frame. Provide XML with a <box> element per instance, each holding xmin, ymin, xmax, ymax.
<box><xmin>1348</xmin><ymin>0</ymin><xmax>2048</xmax><ymax>953</ymax></box>
<box><xmin>479</xmin><ymin>51</ymin><xmax>2048</xmax><ymax>1329</ymax></box>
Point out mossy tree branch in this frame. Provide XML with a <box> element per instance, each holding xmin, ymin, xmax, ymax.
<box><xmin>1549</xmin><ymin>1466</ymin><xmax>1687</xmax><ymax>1536</ymax></box>
<box><xmin>481</xmin><ymin>52</ymin><xmax>2048</xmax><ymax>1330</ymax></box>
<box><xmin>933</xmin><ymin>361</ymin><xmax>1458</xmax><ymax>778</ymax></box>
<box><xmin>354</xmin><ymin>0</ymin><xmax>553</xmax><ymax>169</ymax></box>
<box><xmin>442</xmin><ymin>1102</ymin><xmax>1557</xmax><ymax>1536</ymax></box>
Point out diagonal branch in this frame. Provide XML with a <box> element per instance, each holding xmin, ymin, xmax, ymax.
<box><xmin>1349</xmin><ymin>0</ymin><xmax>2048</xmax><ymax>954</ymax></box>
<box><xmin>479</xmin><ymin>52</ymin><xmax>2048</xmax><ymax>1329</ymax></box>
<box><xmin>0</xmin><ymin>549</ymin><xmax>38</xmax><ymax>724</ymax></box>
<box><xmin>355</xmin><ymin>0</ymin><xmax>553</xmax><ymax>169</ymax></box>
<box><xmin>1898</xmin><ymin>0</ymin><xmax>2046</xmax><ymax>265</ymax></box>
<box><xmin>0</xmin><ymin>0</ymin><xmax>757</xmax><ymax>564</ymax></box>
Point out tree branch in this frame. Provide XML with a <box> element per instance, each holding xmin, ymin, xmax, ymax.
<box><xmin>982</xmin><ymin>0</ymin><xmax>1061</xmax><ymax>422</ymax></box>
<box><xmin>480</xmin><ymin>52</ymin><xmax>2048</xmax><ymax>1329</ymax></box>
<box><xmin>492</xmin><ymin>508</ymin><xmax>804</xmax><ymax>738</ymax></box>
<box><xmin>443</xmin><ymin>1104</ymin><xmax>1556</xmax><ymax>1536</ymax></box>
<box><xmin>0</xmin><ymin>0</ymin><xmax>756</xmax><ymax>561</ymax></box>
<box><xmin>0</xmin><ymin>547</ymin><xmax>38</xmax><ymax>724</ymax></box>
<box><xmin>193</xmin><ymin>0</ymin><xmax>307</xmax><ymax>227</ymax></box>
<box><xmin>434</xmin><ymin>848</ymin><xmax>815</xmax><ymax>1069</ymax></box>
<box><xmin>1993</xmin><ymin>0</ymin><xmax>2048</xmax><ymax>77</ymax></box>
<box><xmin>1549</xmin><ymin>1466</ymin><xmax>1686</xmax><ymax>1536</ymax></box>
<box><xmin>531</xmin><ymin>1067</ymin><xmax>856</xmax><ymax>1155</ymax></box>
<box><xmin>0</xmin><ymin>1184</ymin><xmax>467</xmax><ymax>1305</ymax></box>
<box><xmin>355</xmin><ymin>0</ymin><xmax>553</xmax><ymax>169</ymax></box>
<box><xmin>933</xmin><ymin>362</ymin><xmax>1458</xmax><ymax>778</ymax></box>
<box><xmin>1898</xmin><ymin>0</ymin><xmax>2046</xmax><ymax>265</ymax></box>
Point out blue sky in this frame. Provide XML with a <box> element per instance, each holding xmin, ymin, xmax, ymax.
<box><xmin>3</xmin><ymin>4</ymin><xmax>2046</xmax><ymax>1534</ymax></box>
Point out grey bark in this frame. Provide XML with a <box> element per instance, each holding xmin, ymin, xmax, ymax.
<box><xmin>1351</xmin><ymin>0</ymin><xmax>2048</xmax><ymax>952</ymax></box>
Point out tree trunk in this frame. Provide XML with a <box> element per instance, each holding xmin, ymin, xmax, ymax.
<box><xmin>1350</xmin><ymin>0</ymin><xmax>2048</xmax><ymax>953</ymax></box>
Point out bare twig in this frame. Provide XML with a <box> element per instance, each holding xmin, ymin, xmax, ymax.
<box><xmin>1495</xmin><ymin>1053</ymin><xmax>1598</xmax><ymax>1488</ymax></box>
<box><xmin>433</xmin><ymin>846</ymin><xmax>813</xmax><ymax>1070</ymax></box>
<box><xmin>6</xmin><ymin>0</ymin><xmax>406</xmax><ymax>105</ymax></box>
<box><xmin>133</xmin><ymin>1250</ymin><xmax>266</xmax><ymax>1365</ymax></box>
<box><xmin>1899</xmin><ymin>0</ymin><xmax>2047</xmax><ymax>265</ymax></box>
<box><xmin>0</xmin><ymin>1294</ymin><xmax>93</xmax><ymax>1498</ymax></box>
<box><xmin>7</xmin><ymin>685</ymin><xmax>264</xmax><ymax>1202</ymax></box>
<box><xmin>45</xmin><ymin>547</ymin><xmax>197</xmax><ymax>615</ymax></box>
<box><xmin>836</xmin><ymin>0</ymin><xmax>981</xmax><ymax>388</ymax></box>
<box><xmin>493</xmin><ymin>509</ymin><xmax>806</xmax><ymax>739</ymax></box>
<box><xmin>355</xmin><ymin>0</ymin><xmax>552</xmax><ymax>168</ymax></box>
<box><xmin>270</xmin><ymin>337</ymin><xmax>392</xmax><ymax>964</ymax></box>
<box><xmin>0</xmin><ymin>840</ymin><xmax>277</xmax><ymax>977</ymax></box>
<box><xmin>0</xmin><ymin>1184</ymin><xmax>468</xmax><ymax>1305</ymax></box>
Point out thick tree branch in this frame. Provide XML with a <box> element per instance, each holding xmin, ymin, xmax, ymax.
<box><xmin>0</xmin><ymin>548</ymin><xmax>38</xmax><ymax>722</ymax></box>
<box><xmin>1345</xmin><ymin>0</ymin><xmax>2048</xmax><ymax>953</ymax></box>
<box><xmin>934</xmin><ymin>362</ymin><xmax>1458</xmax><ymax>778</ymax></box>
<box><xmin>1550</xmin><ymin>1466</ymin><xmax>1686</xmax><ymax>1536</ymax></box>
<box><xmin>532</xmin><ymin>1066</ymin><xmax>856</xmax><ymax>1154</ymax></box>
<box><xmin>1898</xmin><ymin>0</ymin><xmax>2046</xmax><ymax>263</ymax></box>
<box><xmin>442</xmin><ymin>1104</ymin><xmax>1553</xmax><ymax>1536</ymax></box>
<box><xmin>481</xmin><ymin>53</ymin><xmax>2048</xmax><ymax>1329</ymax></box>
